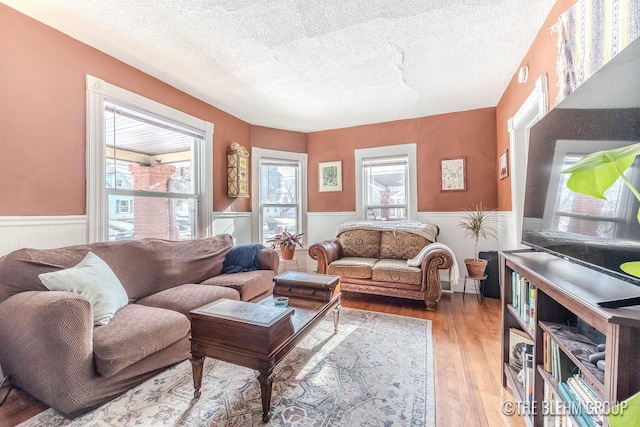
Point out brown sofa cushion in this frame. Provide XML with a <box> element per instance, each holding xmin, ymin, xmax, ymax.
<box><xmin>200</xmin><ymin>270</ymin><xmax>275</xmax><ymax>301</ymax></box>
<box><xmin>135</xmin><ymin>283</ymin><xmax>240</xmax><ymax>316</ymax></box>
<box><xmin>93</xmin><ymin>304</ymin><xmax>190</xmax><ymax>377</ymax></box>
<box><xmin>328</xmin><ymin>257</ymin><xmax>378</xmax><ymax>279</ymax></box>
<box><xmin>379</xmin><ymin>231</ymin><xmax>430</xmax><ymax>260</ymax></box>
<box><xmin>0</xmin><ymin>235</ymin><xmax>234</xmax><ymax>304</ymax></box>
<box><xmin>338</xmin><ymin>229</ymin><xmax>380</xmax><ymax>258</ymax></box>
<box><xmin>372</xmin><ymin>259</ymin><xmax>422</xmax><ymax>285</ymax></box>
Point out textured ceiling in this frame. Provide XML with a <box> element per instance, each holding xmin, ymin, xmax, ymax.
<box><xmin>4</xmin><ymin>0</ymin><xmax>557</xmax><ymax>132</ymax></box>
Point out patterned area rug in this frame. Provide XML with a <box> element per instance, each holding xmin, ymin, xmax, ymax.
<box><xmin>19</xmin><ymin>308</ymin><xmax>434</xmax><ymax>426</ymax></box>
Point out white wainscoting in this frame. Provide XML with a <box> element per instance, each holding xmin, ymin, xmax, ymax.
<box><xmin>0</xmin><ymin>213</ymin><xmax>256</xmax><ymax>257</ymax></box>
<box><xmin>0</xmin><ymin>211</ymin><xmax>516</xmax><ymax>292</ymax></box>
<box><xmin>212</xmin><ymin>212</ymin><xmax>253</xmax><ymax>245</ymax></box>
<box><xmin>0</xmin><ymin>216</ymin><xmax>88</xmax><ymax>257</ymax></box>
<box><xmin>306</xmin><ymin>212</ymin><xmax>357</xmax><ymax>272</ymax></box>
<box><xmin>418</xmin><ymin>211</ymin><xmax>515</xmax><ymax>292</ymax></box>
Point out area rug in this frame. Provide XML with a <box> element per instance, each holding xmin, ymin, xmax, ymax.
<box><xmin>18</xmin><ymin>308</ymin><xmax>434</xmax><ymax>426</ymax></box>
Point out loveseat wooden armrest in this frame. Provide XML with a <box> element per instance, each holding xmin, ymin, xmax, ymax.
<box><xmin>308</xmin><ymin>239</ymin><xmax>343</xmax><ymax>274</ymax></box>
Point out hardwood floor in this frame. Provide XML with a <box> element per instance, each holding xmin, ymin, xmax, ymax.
<box><xmin>0</xmin><ymin>291</ymin><xmax>525</xmax><ymax>427</ymax></box>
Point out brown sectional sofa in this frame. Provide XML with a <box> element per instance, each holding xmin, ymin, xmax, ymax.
<box><xmin>0</xmin><ymin>234</ymin><xmax>278</xmax><ymax>417</ymax></box>
<box><xmin>309</xmin><ymin>221</ymin><xmax>455</xmax><ymax>310</ymax></box>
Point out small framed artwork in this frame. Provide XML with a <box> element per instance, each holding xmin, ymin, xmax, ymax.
<box><xmin>499</xmin><ymin>149</ymin><xmax>509</xmax><ymax>180</ymax></box>
<box><xmin>440</xmin><ymin>157</ymin><xmax>466</xmax><ymax>192</ymax></box>
<box><xmin>319</xmin><ymin>161</ymin><xmax>342</xmax><ymax>192</ymax></box>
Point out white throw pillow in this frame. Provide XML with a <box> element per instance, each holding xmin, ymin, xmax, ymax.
<box><xmin>39</xmin><ymin>252</ymin><xmax>129</xmax><ymax>326</ymax></box>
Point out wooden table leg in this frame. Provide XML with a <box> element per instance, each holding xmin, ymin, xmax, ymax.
<box><xmin>190</xmin><ymin>354</ymin><xmax>204</xmax><ymax>398</ymax></box>
<box><xmin>257</xmin><ymin>369</ymin><xmax>275</xmax><ymax>422</ymax></box>
<box><xmin>333</xmin><ymin>302</ymin><xmax>341</xmax><ymax>334</ymax></box>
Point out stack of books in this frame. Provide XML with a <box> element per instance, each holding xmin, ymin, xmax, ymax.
<box><xmin>558</xmin><ymin>375</ymin><xmax>604</xmax><ymax>426</ymax></box>
<box><xmin>512</xmin><ymin>271</ymin><xmax>536</xmax><ymax>331</ymax></box>
<box><xmin>541</xmin><ymin>331</ymin><xmax>604</xmax><ymax>427</ymax></box>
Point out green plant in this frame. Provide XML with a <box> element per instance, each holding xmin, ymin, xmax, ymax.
<box><xmin>265</xmin><ymin>228</ymin><xmax>304</xmax><ymax>249</ymax></box>
<box><xmin>607</xmin><ymin>390</ymin><xmax>640</xmax><ymax>427</ymax></box>
<box><xmin>457</xmin><ymin>202</ymin><xmax>498</xmax><ymax>261</ymax></box>
<box><xmin>561</xmin><ymin>142</ymin><xmax>640</xmax><ymax>277</ymax></box>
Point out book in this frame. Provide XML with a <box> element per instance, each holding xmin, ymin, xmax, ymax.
<box><xmin>524</xmin><ymin>343</ymin><xmax>534</xmax><ymax>408</ymax></box>
<box><xmin>529</xmin><ymin>285</ymin><xmax>536</xmax><ymax>331</ymax></box>
<box><xmin>558</xmin><ymin>382</ymin><xmax>598</xmax><ymax>427</ymax></box>
<box><xmin>556</xmin><ymin>348</ymin><xmax>576</xmax><ymax>382</ymax></box>
<box><xmin>509</xmin><ymin>327</ymin><xmax>534</xmax><ymax>370</ymax></box>
<box><xmin>567</xmin><ymin>376</ymin><xmax>603</xmax><ymax>426</ymax></box>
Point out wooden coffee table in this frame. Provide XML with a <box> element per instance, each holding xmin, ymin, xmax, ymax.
<box><xmin>189</xmin><ymin>272</ymin><xmax>341</xmax><ymax>422</ymax></box>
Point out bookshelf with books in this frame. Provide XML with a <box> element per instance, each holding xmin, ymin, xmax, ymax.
<box><xmin>500</xmin><ymin>251</ymin><xmax>640</xmax><ymax>427</ymax></box>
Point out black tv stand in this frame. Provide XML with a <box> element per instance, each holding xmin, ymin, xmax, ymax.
<box><xmin>598</xmin><ymin>295</ymin><xmax>640</xmax><ymax>308</ymax></box>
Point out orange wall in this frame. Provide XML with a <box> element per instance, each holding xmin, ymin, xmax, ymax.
<box><xmin>250</xmin><ymin>126</ymin><xmax>307</xmax><ymax>153</ymax></box>
<box><xmin>495</xmin><ymin>0</ymin><xmax>579</xmax><ymax>211</ymax></box>
<box><xmin>0</xmin><ymin>4</ymin><xmax>294</xmax><ymax>215</ymax></box>
<box><xmin>307</xmin><ymin>107</ymin><xmax>497</xmax><ymax>212</ymax></box>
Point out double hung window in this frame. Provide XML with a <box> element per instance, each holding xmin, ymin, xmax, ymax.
<box><xmin>363</xmin><ymin>156</ymin><xmax>409</xmax><ymax>220</ymax></box>
<box><xmin>355</xmin><ymin>144</ymin><xmax>417</xmax><ymax>221</ymax></box>
<box><xmin>87</xmin><ymin>75</ymin><xmax>213</xmax><ymax>242</ymax></box>
<box><xmin>252</xmin><ymin>148</ymin><xmax>307</xmax><ymax>246</ymax></box>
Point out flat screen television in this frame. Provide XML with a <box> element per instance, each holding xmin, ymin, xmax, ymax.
<box><xmin>521</xmin><ymin>36</ymin><xmax>640</xmax><ymax>307</ymax></box>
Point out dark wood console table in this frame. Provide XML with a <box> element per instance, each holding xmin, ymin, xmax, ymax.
<box><xmin>189</xmin><ymin>272</ymin><xmax>341</xmax><ymax>422</ymax></box>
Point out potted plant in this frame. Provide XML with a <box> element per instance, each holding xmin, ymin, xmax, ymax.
<box><xmin>265</xmin><ymin>228</ymin><xmax>304</xmax><ymax>260</ymax></box>
<box><xmin>457</xmin><ymin>202</ymin><xmax>498</xmax><ymax>277</ymax></box>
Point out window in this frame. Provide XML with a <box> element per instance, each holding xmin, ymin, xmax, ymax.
<box><xmin>115</xmin><ymin>199</ymin><xmax>132</xmax><ymax>214</ymax></box>
<box><xmin>355</xmin><ymin>144</ymin><xmax>417</xmax><ymax>220</ymax></box>
<box><xmin>363</xmin><ymin>156</ymin><xmax>408</xmax><ymax>220</ymax></box>
<box><xmin>251</xmin><ymin>148</ymin><xmax>307</xmax><ymax>246</ymax></box>
<box><xmin>552</xmin><ymin>153</ymin><xmax>634</xmax><ymax>238</ymax></box>
<box><xmin>87</xmin><ymin>75</ymin><xmax>213</xmax><ymax>243</ymax></box>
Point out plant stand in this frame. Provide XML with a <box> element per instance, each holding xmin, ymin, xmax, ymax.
<box><xmin>463</xmin><ymin>274</ymin><xmax>487</xmax><ymax>305</ymax></box>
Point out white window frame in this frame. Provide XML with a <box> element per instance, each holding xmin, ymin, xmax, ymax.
<box><xmin>251</xmin><ymin>148</ymin><xmax>307</xmax><ymax>245</ymax></box>
<box><xmin>86</xmin><ymin>75</ymin><xmax>213</xmax><ymax>243</ymax></box>
<box><xmin>355</xmin><ymin>143</ymin><xmax>417</xmax><ymax>220</ymax></box>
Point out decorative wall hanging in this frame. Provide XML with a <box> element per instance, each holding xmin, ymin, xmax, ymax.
<box><xmin>499</xmin><ymin>149</ymin><xmax>509</xmax><ymax>180</ymax></box>
<box><xmin>227</xmin><ymin>142</ymin><xmax>249</xmax><ymax>197</ymax></box>
<box><xmin>553</xmin><ymin>0</ymin><xmax>640</xmax><ymax>105</ymax></box>
<box><xmin>318</xmin><ymin>161</ymin><xmax>342</xmax><ymax>192</ymax></box>
<box><xmin>440</xmin><ymin>157</ymin><xmax>466</xmax><ymax>192</ymax></box>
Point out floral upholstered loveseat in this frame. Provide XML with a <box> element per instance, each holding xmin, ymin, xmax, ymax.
<box><xmin>309</xmin><ymin>220</ymin><xmax>458</xmax><ymax>310</ymax></box>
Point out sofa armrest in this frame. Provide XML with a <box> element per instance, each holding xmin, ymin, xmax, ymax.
<box><xmin>308</xmin><ymin>239</ymin><xmax>343</xmax><ymax>274</ymax></box>
<box><xmin>257</xmin><ymin>247</ymin><xmax>280</xmax><ymax>275</ymax></box>
<box><xmin>420</xmin><ymin>248</ymin><xmax>453</xmax><ymax>272</ymax></box>
<box><xmin>0</xmin><ymin>291</ymin><xmax>97</xmax><ymax>411</ymax></box>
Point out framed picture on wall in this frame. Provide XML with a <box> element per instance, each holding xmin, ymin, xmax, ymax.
<box><xmin>440</xmin><ymin>157</ymin><xmax>466</xmax><ymax>191</ymax></box>
<box><xmin>499</xmin><ymin>149</ymin><xmax>509</xmax><ymax>180</ymax></box>
<box><xmin>319</xmin><ymin>161</ymin><xmax>342</xmax><ymax>192</ymax></box>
